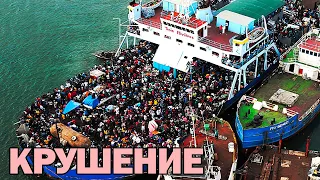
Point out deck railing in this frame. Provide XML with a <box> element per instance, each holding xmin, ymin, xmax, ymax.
<box><xmin>136</xmin><ymin>18</ymin><xmax>161</xmax><ymax>29</ymax></box>
<box><xmin>160</xmin><ymin>10</ymin><xmax>202</xmax><ymax>29</ymax></box>
<box><xmin>198</xmin><ymin>37</ymin><xmax>233</xmax><ymax>52</ymax></box>
<box><xmin>243</xmin><ymin>96</ymin><xmax>298</xmax><ymax>117</ymax></box>
<box><xmin>300</xmin><ymin>40</ymin><xmax>320</xmax><ymax>51</ymax></box>
<box><xmin>299</xmin><ymin>98</ymin><xmax>320</xmax><ymax>121</ymax></box>
<box><xmin>280</xmin><ymin>33</ymin><xmax>308</xmax><ymax>60</ymax></box>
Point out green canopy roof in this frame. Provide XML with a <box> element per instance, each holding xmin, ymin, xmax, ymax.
<box><xmin>215</xmin><ymin>0</ymin><xmax>285</xmax><ymax>20</ymax></box>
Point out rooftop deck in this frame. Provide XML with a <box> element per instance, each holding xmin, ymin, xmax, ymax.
<box><xmin>136</xmin><ymin>7</ymin><xmax>162</xmax><ymax>29</ymax></box>
<box><xmin>299</xmin><ymin>39</ymin><xmax>320</xmax><ymax>53</ymax></box>
<box><xmin>161</xmin><ymin>11</ymin><xmax>207</xmax><ymax>29</ymax></box>
<box><xmin>136</xmin><ymin>7</ymin><xmax>235</xmax><ymax>52</ymax></box>
<box><xmin>199</xmin><ymin>19</ymin><xmax>235</xmax><ymax>52</ymax></box>
<box><xmin>253</xmin><ymin>73</ymin><xmax>320</xmax><ymax>115</ymax></box>
<box><xmin>245</xmin><ymin>146</ymin><xmax>312</xmax><ymax>180</ymax></box>
<box><xmin>180</xmin><ymin>119</ymin><xmax>237</xmax><ymax>180</ymax></box>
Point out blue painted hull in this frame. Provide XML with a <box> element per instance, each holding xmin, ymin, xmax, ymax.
<box><xmin>235</xmin><ymin>90</ymin><xmax>320</xmax><ymax>149</ymax></box>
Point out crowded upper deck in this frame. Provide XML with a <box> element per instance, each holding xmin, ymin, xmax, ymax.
<box><xmin>16</xmin><ymin>39</ymin><xmax>236</xmax><ymax>169</ymax></box>
<box><xmin>16</xmin><ymin>0</ymin><xmax>320</xmax><ymax>175</ymax></box>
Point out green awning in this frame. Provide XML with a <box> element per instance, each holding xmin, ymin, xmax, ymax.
<box><xmin>215</xmin><ymin>0</ymin><xmax>285</xmax><ymax>20</ymax></box>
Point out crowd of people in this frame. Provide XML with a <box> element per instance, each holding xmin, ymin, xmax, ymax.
<box><xmin>17</xmin><ymin>39</ymin><xmax>234</xmax><ymax>165</ymax></box>
<box><xmin>16</xmin><ymin>0</ymin><xmax>319</xmax><ymax>169</ymax></box>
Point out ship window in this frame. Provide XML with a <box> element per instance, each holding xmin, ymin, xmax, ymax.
<box><xmin>314</xmin><ymin>52</ymin><xmax>318</xmax><ymax>57</ymax></box>
<box><xmin>302</xmin><ymin>49</ymin><xmax>305</xmax><ymax>53</ymax></box>
<box><xmin>191</xmin><ymin>31</ymin><xmax>194</xmax><ymax>34</ymax></box>
<box><xmin>182</xmin><ymin>28</ymin><xmax>186</xmax><ymax>31</ymax></box>
<box><xmin>186</xmin><ymin>29</ymin><xmax>190</xmax><ymax>33</ymax></box>
<box><xmin>176</xmin><ymin>39</ymin><xmax>183</xmax><ymax>43</ymax></box>
<box><xmin>310</xmin><ymin>51</ymin><xmax>314</xmax><ymax>56</ymax></box>
<box><xmin>164</xmin><ymin>22</ymin><xmax>167</xmax><ymax>25</ymax></box>
<box><xmin>176</xmin><ymin>26</ymin><xmax>182</xmax><ymax>30</ymax></box>
<box><xmin>306</xmin><ymin>50</ymin><xmax>309</xmax><ymax>54</ymax></box>
<box><xmin>200</xmin><ymin>47</ymin><xmax>206</xmax><ymax>51</ymax></box>
<box><xmin>164</xmin><ymin>35</ymin><xmax>171</xmax><ymax>39</ymax></box>
<box><xmin>137</xmin><ymin>9</ymin><xmax>139</xmax><ymax>12</ymax></box>
<box><xmin>188</xmin><ymin>43</ymin><xmax>194</xmax><ymax>47</ymax></box>
<box><xmin>142</xmin><ymin>28</ymin><xmax>149</xmax><ymax>32</ymax></box>
<box><xmin>212</xmin><ymin>51</ymin><xmax>219</xmax><ymax>57</ymax></box>
<box><xmin>154</xmin><ymin>32</ymin><xmax>160</xmax><ymax>36</ymax></box>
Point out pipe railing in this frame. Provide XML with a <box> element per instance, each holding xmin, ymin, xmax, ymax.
<box><xmin>136</xmin><ymin>18</ymin><xmax>161</xmax><ymax>29</ymax></box>
<box><xmin>198</xmin><ymin>37</ymin><xmax>233</xmax><ymax>52</ymax></box>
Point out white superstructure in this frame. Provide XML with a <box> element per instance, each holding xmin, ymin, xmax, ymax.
<box><xmin>117</xmin><ymin>0</ymin><xmax>281</xmax><ymax>102</ymax></box>
<box><xmin>282</xmin><ymin>29</ymin><xmax>320</xmax><ymax>82</ymax></box>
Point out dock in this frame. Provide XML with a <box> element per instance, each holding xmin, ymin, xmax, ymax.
<box><xmin>238</xmin><ymin>144</ymin><xmax>320</xmax><ymax>180</ymax></box>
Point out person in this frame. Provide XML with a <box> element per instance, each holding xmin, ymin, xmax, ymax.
<box><xmin>219</xmin><ymin>25</ymin><xmax>223</xmax><ymax>34</ymax></box>
<box><xmin>225</xmin><ymin>22</ymin><xmax>229</xmax><ymax>32</ymax></box>
<box><xmin>222</xmin><ymin>25</ymin><xmax>226</xmax><ymax>34</ymax></box>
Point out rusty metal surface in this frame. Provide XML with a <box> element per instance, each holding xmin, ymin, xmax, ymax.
<box><xmin>244</xmin><ymin>146</ymin><xmax>312</xmax><ymax>180</ymax></box>
<box><xmin>179</xmin><ymin>120</ymin><xmax>238</xmax><ymax>180</ymax></box>
<box><xmin>50</xmin><ymin>123</ymin><xmax>91</xmax><ymax>148</ymax></box>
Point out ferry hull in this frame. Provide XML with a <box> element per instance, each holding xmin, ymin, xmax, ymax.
<box><xmin>235</xmin><ymin>99</ymin><xmax>320</xmax><ymax>149</ymax></box>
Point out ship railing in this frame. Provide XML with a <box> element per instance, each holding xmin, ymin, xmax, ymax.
<box><xmin>299</xmin><ymin>98</ymin><xmax>320</xmax><ymax>121</ymax></box>
<box><xmin>280</xmin><ymin>33</ymin><xmax>309</xmax><ymax>60</ymax></box>
<box><xmin>285</xmin><ymin>57</ymin><xmax>298</xmax><ymax>63</ymax></box>
<box><xmin>283</xmin><ymin>9</ymin><xmax>298</xmax><ymax>17</ymax></box>
<box><xmin>136</xmin><ymin>18</ymin><xmax>162</xmax><ymax>29</ymax></box>
<box><xmin>244</xmin><ymin>96</ymin><xmax>299</xmax><ymax>117</ymax></box>
<box><xmin>286</xmin><ymin>109</ymin><xmax>299</xmax><ymax>117</ymax></box>
<box><xmin>198</xmin><ymin>37</ymin><xmax>233</xmax><ymax>52</ymax></box>
<box><xmin>300</xmin><ymin>41</ymin><xmax>320</xmax><ymax>51</ymax></box>
<box><xmin>245</xmin><ymin>96</ymin><xmax>257</xmax><ymax>103</ymax></box>
<box><xmin>160</xmin><ymin>11</ymin><xmax>201</xmax><ymax>29</ymax></box>
<box><xmin>238</xmin><ymin>43</ymin><xmax>270</xmax><ymax>66</ymax></box>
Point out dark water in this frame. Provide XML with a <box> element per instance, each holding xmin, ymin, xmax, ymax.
<box><xmin>0</xmin><ymin>0</ymin><xmax>319</xmax><ymax>179</ymax></box>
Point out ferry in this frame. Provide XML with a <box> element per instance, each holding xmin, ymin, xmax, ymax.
<box><xmin>235</xmin><ymin>28</ymin><xmax>320</xmax><ymax>148</ymax></box>
<box><xmin>122</xmin><ymin>0</ymin><xmax>283</xmax><ymax>115</ymax></box>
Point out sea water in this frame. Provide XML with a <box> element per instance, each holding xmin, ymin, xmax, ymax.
<box><xmin>0</xmin><ymin>0</ymin><xmax>319</xmax><ymax>179</ymax></box>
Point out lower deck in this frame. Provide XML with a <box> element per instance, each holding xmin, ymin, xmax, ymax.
<box><xmin>238</xmin><ymin>72</ymin><xmax>320</xmax><ymax>129</ymax></box>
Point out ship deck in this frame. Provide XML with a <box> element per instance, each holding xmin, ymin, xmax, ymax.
<box><xmin>178</xmin><ymin>119</ymin><xmax>237</xmax><ymax>180</ymax></box>
<box><xmin>244</xmin><ymin>146</ymin><xmax>312</xmax><ymax>180</ymax></box>
<box><xmin>253</xmin><ymin>73</ymin><xmax>320</xmax><ymax>115</ymax></box>
<box><xmin>239</xmin><ymin>104</ymin><xmax>288</xmax><ymax>129</ymax></box>
<box><xmin>239</xmin><ymin>73</ymin><xmax>320</xmax><ymax>129</ymax></box>
<box><xmin>136</xmin><ymin>7</ymin><xmax>235</xmax><ymax>52</ymax></box>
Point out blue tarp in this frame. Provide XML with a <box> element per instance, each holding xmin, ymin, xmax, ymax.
<box><xmin>83</xmin><ymin>95</ymin><xmax>99</xmax><ymax>108</ymax></box>
<box><xmin>63</xmin><ymin>100</ymin><xmax>81</xmax><ymax>114</ymax></box>
<box><xmin>153</xmin><ymin>62</ymin><xmax>170</xmax><ymax>72</ymax></box>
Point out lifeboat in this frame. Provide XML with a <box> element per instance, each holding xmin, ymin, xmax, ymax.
<box><xmin>50</xmin><ymin>123</ymin><xmax>91</xmax><ymax>148</ymax></box>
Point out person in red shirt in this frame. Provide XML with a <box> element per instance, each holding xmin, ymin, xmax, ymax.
<box><xmin>219</xmin><ymin>25</ymin><xmax>223</xmax><ymax>34</ymax></box>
